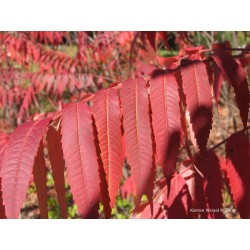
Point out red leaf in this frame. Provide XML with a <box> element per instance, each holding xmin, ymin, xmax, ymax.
<box><xmin>19</xmin><ymin>86</ymin><xmax>35</xmax><ymax>119</ymax></box>
<box><xmin>211</xmin><ymin>52</ymin><xmax>250</xmax><ymax>128</ymax></box>
<box><xmin>120</xmin><ymin>78</ymin><xmax>154</xmax><ymax>206</ymax></box>
<box><xmin>1</xmin><ymin>88</ymin><xmax>7</xmax><ymax>108</ymax></box>
<box><xmin>61</xmin><ymin>101</ymin><xmax>100</xmax><ymax>218</ymax></box>
<box><xmin>212</xmin><ymin>41</ymin><xmax>231</xmax><ymax>52</ymax></box>
<box><xmin>156</xmin><ymin>55</ymin><xmax>180</xmax><ymax>69</ymax></box>
<box><xmin>150</xmin><ymin>70</ymin><xmax>181</xmax><ymax>180</ymax></box>
<box><xmin>136</xmin><ymin>61</ymin><xmax>156</xmax><ymax>76</ymax></box>
<box><xmin>185</xmin><ymin>46</ymin><xmax>205</xmax><ymax>60</ymax></box>
<box><xmin>212</xmin><ymin>63</ymin><xmax>224</xmax><ymax>106</ymax></box>
<box><xmin>146</xmin><ymin>32</ymin><xmax>156</xmax><ymax>50</ymax></box>
<box><xmin>159</xmin><ymin>32</ymin><xmax>170</xmax><ymax>50</ymax></box>
<box><xmin>164</xmin><ymin>174</ymin><xmax>192</xmax><ymax>218</ymax></box>
<box><xmin>180</xmin><ymin>161</ymin><xmax>196</xmax><ymax>203</ymax></box>
<box><xmin>195</xmin><ymin>151</ymin><xmax>224</xmax><ymax>219</ymax></box>
<box><xmin>47</xmin><ymin>125</ymin><xmax>68</xmax><ymax>219</ymax></box>
<box><xmin>91</xmin><ymin>88</ymin><xmax>124</xmax><ymax>218</ymax></box>
<box><xmin>225</xmin><ymin>131</ymin><xmax>250</xmax><ymax>218</ymax></box>
<box><xmin>219</xmin><ymin>157</ymin><xmax>227</xmax><ymax>174</ymax></box>
<box><xmin>180</xmin><ymin>60</ymin><xmax>213</xmax><ymax>152</ymax></box>
<box><xmin>33</xmin><ymin>141</ymin><xmax>48</xmax><ymax>219</ymax></box>
<box><xmin>1</xmin><ymin>118</ymin><xmax>50</xmax><ymax>218</ymax></box>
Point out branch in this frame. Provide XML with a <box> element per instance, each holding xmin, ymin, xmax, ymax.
<box><xmin>209</xmin><ymin>125</ymin><xmax>250</xmax><ymax>151</ymax></box>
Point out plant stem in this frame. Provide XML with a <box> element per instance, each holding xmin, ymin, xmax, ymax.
<box><xmin>209</xmin><ymin>125</ymin><xmax>250</xmax><ymax>151</ymax></box>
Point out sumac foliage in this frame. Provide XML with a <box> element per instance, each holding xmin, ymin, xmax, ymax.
<box><xmin>0</xmin><ymin>32</ymin><xmax>250</xmax><ymax>219</ymax></box>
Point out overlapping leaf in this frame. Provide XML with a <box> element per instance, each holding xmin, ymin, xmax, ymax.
<box><xmin>150</xmin><ymin>70</ymin><xmax>181</xmax><ymax>180</ymax></box>
<box><xmin>47</xmin><ymin>125</ymin><xmax>68</xmax><ymax>219</ymax></box>
<box><xmin>33</xmin><ymin>142</ymin><xmax>48</xmax><ymax>219</ymax></box>
<box><xmin>195</xmin><ymin>151</ymin><xmax>224</xmax><ymax>219</ymax></box>
<box><xmin>180</xmin><ymin>60</ymin><xmax>213</xmax><ymax>152</ymax></box>
<box><xmin>212</xmin><ymin>63</ymin><xmax>224</xmax><ymax>106</ymax></box>
<box><xmin>211</xmin><ymin>52</ymin><xmax>250</xmax><ymax>128</ymax></box>
<box><xmin>0</xmin><ymin>118</ymin><xmax>50</xmax><ymax>218</ymax></box>
<box><xmin>164</xmin><ymin>174</ymin><xmax>192</xmax><ymax>219</ymax></box>
<box><xmin>179</xmin><ymin>160</ymin><xmax>196</xmax><ymax>203</ymax></box>
<box><xmin>61</xmin><ymin>101</ymin><xmax>100</xmax><ymax>218</ymax></box>
<box><xmin>19</xmin><ymin>86</ymin><xmax>36</xmax><ymax>119</ymax></box>
<box><xmin>225</xmin><ymin>131</ymin><xmax>250</xmax><ymax>218</ymax></box>
<box><xmin>91</xmin><ymin>88</ymin><xmax>124</xmax><ymax>217</ymax></box>
<box><xmin>120</xmin><ymin>77</ymin><xmax>154</xmax><ymax>205</ymax></box>
<box><xmin>146</xmin><ymin>32</ymin><xmax>156</xmax><ymax>50</ymax></box>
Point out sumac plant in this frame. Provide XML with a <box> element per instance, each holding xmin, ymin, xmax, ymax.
<box><xmin>0</xmin><ymin>39</ymin><xmax>250</xmax><ymax>219</ymax></box>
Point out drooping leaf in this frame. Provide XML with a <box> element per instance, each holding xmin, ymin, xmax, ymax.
<box><xmin>225</xmin><ymin>131</ymin><xmax>250</xmax><ymax>218</ymax></box>
<box><xmin>146</xmin><ymin>32</ymin><xmax>156</xmax><ymax>50</ymax></box>
<box><xmin>159</xmin><ymin>32</ymin><xmax>170</xmax><ymax>50</ymax></box>
<box><xmin>120</xmin><ymin>77</ymin><xmax>154</xmax><ymax>206</ymax></box>
<box><xmin>164</xmin><ymin>174</ymin><xmax>192</xmax><ymax>219</ymax></box>
<box><xmin>179</xmin><ymin>159</ymin><xmax>196</xmax><ymax>203</ymax></box>
<box><xmin>150</xmin><ymin>70</ymin><xmax>181</xmax><ymax>180</ymax></box>
<box><xmin>211</xmin><ymin>52</ymin><xmax>250</xmax><ymax>128</ymax></box>
<box><xmin>91</xmin><ymin>88</ymin><xmax>124</xmax><ymax>218</ymax></box>
<box><xmin>175</xmin><ymin>71</ymin><xmax>195</xmax><ymax>154</ymax></box>
<box><xmin>180</xmin><ymin>60</ymin><xmax>213</xmax><ymax>152</ymax></box>
<box><xmin>195</xmin><ymin>151</ymin><xmax>224</xmax><ymax>219</ymax></box>
<box><xmin>1</xmin><ymin>118</ymin><xmax>50</xmax><ymax>218</ymax></box>
<box><xmin>33</xmin><ymin>141</ymin><xmax>48</xmax><ymax>219</ymax></box>
<box><xmin>19</xmin><ymin>86</ymin><xmax>35</xmax><ymax>119</ymax></box>
<box><xmin>61</xmin><ymin>101</ymin><xmax>100</xmax><ymax>218</ymax></box>
<box><xmin>212</xmin><ymin>63</ymin><xmax>224</xmax><ymax>106</ymax></box>
<box><xmin>47</xmin><ymin>125</ymin><xmax>68</xmax><ymax>219</ymax></box>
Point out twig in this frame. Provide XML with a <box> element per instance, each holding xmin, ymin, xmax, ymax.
<box><xmin>209</xmin><ymin>125</ymin><xmax>250</xmax><ymax>151</ymax></box>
